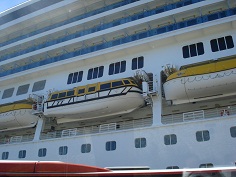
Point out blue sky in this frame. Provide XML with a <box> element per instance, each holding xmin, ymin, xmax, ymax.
<box><xmin>0</xmin><ymin>0</ymin><xmax>28</xmax><ymax>13</ymax></box>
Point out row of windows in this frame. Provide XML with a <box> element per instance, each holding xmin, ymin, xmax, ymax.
<box><xmin>182</xmin><ymin>35</ymin><xmax>234</xmax><ymax>58</ymax></box>
<box><xmin>166</xmin><ymin>163</ymin><xmax>214</xmax><ymax>169</ymax></box>
<box><xmin>1</xmin><ymin>80</ymin><xmax>46</xmax><ymax>99</ymax></box>
<box><xmin>67</xmin><ymin>56</ymin><xmax>144</xmax><ymax>84</ymax></box>
<box><xmin>4</xmin><ymin>127</ymin><xmax>233</xmax><ymax>160</ymax></box>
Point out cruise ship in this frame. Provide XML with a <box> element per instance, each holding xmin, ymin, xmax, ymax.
<box><xmin>0</xmin><ymin>0</ymin><xmax>236</xmax><ymax>170</ymax></box>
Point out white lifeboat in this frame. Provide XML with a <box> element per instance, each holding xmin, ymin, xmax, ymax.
<box><xmin>0</xmin><ymin>103</ymin><xmax>39</xmax><ymax>131</ymax></box>
<box><xmin>163</xmin><ymin>58</ymin><xmax>236</xmax><ymax>105</ymax></box>
<box><xmin>44</xmin><ymin>78</ymin><xmax>145</xmax><ymax>123</ymax></box>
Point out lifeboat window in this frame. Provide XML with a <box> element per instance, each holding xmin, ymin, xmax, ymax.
<box><xmin>78</xmin><ymin>88</ymin><xmax>85</xmax><ymax>94</ymax></box>
<box><xmin>100</xmin><ymin>83</ymin><xmax>111</xmax><ymax>90</ymax></box>
<box><xmin>123</xmin><ymin>79</ymin><xmax>130</xmax><ymax>85</ymax></box>
<box><xmin>2</xmin><ymin>87</ymin><xmax>14</xmax><ymax>99</ymax></box>
<box><xmin>67</xmin><ymin>90</ymin><xmax>74</xmax><ymax>97</ymax></box>
<box><xmin>51</xmin><ymin>94</ymin><xmax>58</xmax><ymax>100</ymax></box>
<box><xmin>112</xmin><ymin>81</ymin><xmax>123</xmax><ymax>87</ymax></box>
<box><xmin>58</xmin><ymin>92</ymin><xmax>66</xmax><ymax>98</ymax></box>
<box><xmin>88</xmin><ymin>86</ymin><xmax>96</xmax><ymax>92</ymax></box>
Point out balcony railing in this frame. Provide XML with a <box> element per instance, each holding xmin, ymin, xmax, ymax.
<box><xmin>0</xmin><ymin>7</ymin><xmax>235</xmax><ymax>77</ymax></box>
<box><xmin>0</xmin><ymin>0</ymin><xmax>139</xmax><ymax>48</ymax></box>
<box><xmin>0</xmin><ymin>0</ymin><xmax>203</xmax><ymax>63</ymax></box>
<box><xmin>162</xmin><ymin>105</ymin><xmax>236</xmax><ymax>124</ymax></box>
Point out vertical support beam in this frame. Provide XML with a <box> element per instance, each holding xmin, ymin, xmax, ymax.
<box><xmin>33</xmin><ymin>116</ymin><xmax>45</xmax><ymax>141</ymax></box>
<box><xmin>152</xmin><ymin>73</ymin><xmax>162</xmax><ymax>126</ymax></box>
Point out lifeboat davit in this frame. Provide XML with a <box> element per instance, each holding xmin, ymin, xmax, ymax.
<box><xmin>0</xmin><ymin>103</ymin><xmax>38</xmax><ymax>131</ymax></box>
<box><xmin>44</xmin><ymin>78</ymin><xmax>145</xmax><ymax>123</ymax></box>
<box><xmin>163</xmin><ymin>58</ymin><xmax>236</xmax><ymax>105</ymax></box>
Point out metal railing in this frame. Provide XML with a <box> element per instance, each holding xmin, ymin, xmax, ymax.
<box><xmin>162</xmin><ymin>105</ymin><xmax>236</xmax><ymax>124</ymax></box>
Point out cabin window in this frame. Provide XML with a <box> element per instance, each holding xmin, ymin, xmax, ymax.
<box><xmin>100</xmin><ymin>83</ymin><xmax>111</xmax><ymax>90</ymax></box>
<box><xmin>67</xmin><ymin>71</ymin><xmax>83</xmax><ymax>84</ymax></box>
<box><xmin>58</xmin><ymin>92</ymin><xmax>66</xmax><ymax>98</ymax></box>
<box><xmin>210</xmin><ymin>35</ymin><xmax>234</xmax><ymax>52</ymax></box>
<box><xmin>230</xmin><ymin>126</ymin><xmax>236</xmax><ymax>138</ymax></box>
<box><xmin>106</xmin><ymin>141</ymin><xmax>116</xmax><ymax>151</ymax></box>
<box><xmin>132</xmin><ymin>56</ymin><xmax>144</xmax><ymax>70</ymax></box>
<box><xmin>196</xmin><ymin>130</ymin><xmax>210</xmax><ymax>142</ymax></box>
<box><xmin>135</xmin><ymin>138</ymin><xmax>146</xmax><ymax>148</ymax></box>
<box><xmin>78</xmin><ymin>88</ymin><xmax>85</xmax><ymax>94</ymax></box>
<box><xmin>81</xmin><ymin>144</ymin><xmax>91</xmax><ymax>153</ymax></box>
<box><xmin>16</xmin><ymin>84</ymin><xmax>30</xmax><ymax>96</ymax></box>
<box><xmin>87</xmin><ymin>66</ymin><xmax>104</xmax><ymax>80</ymax></box>
<box><xmin>109</xmin><ymin>61</ymin><xmax>126</xmax><ymax>75</ymax></box>
<box><xmin>2</xmin><ymin>88</ymin><xmax>14</xmax><ymax>99</ymax></box>
<box><xmin>51</xmin><ymin>94</ymin><xmax>58</xmax><ymax>100</ymax></box>
<box><xmin>2</xmin><ymin>152</ymin><xmax>9</xmax><ymax>160</ymax></box>
<box><xmin>59</xmin><ymin>146</ymin><xmax>68</xmax><ymax>155</ymax></box>
<box><xmin>182</xmin><ymin>42</ymin><xmax>204</xmax><ymax>58</ymax></box>
<box><xmin>38</xmin><ymin>148</ymin><xmax>47</xmax><ymax>157</ymax></box>
<box><xmin>18</xmin><ymin>150</ymin><xmax>26</xmax><ymax>159</ymax></box>
<box><xmin>112</xmin><ymin>81</ymin><xmax>123</xmax><ymax>87</ymax></box>
<box><xmin>88</xmin><ymin>86</ymin><xmax>96</xmax><ymax>92</ymax></box>
<box><xmin>32</xmin><ymin>80</ymin><xmax>46</xmax><ymax>92</ymax></box>
<box><xmin>164</xmin><ymin>134</ymin><xmax>177</xmax><ymax>145</ymax></box>
<box><xmin>123</xmin><ymin>80</ymin><xmax>130</xmax><ymax>85</ymax></box>
<box><xmin>199</xmin><ymin>163</ymin><xmax>213</xmax><ymax>168</ymax></box>
<box><xmin>67</xmin><ymin>90</ymin><xmax>74</xmax><ymax>97</ymax></box>
<box><xmin>166</xmin><ymin>166</ymin><xmax>179</xmax><ymax>169</ymax></box>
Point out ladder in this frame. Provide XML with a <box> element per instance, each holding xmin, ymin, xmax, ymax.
<box><xmin>29</xmin><ymin>94</ymin><xmax>44</xmax><ymax>115</ymax></box>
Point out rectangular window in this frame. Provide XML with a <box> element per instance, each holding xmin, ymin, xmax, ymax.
<box><xmin>67</xmin><ymin>71</ymin><xmax>83</xmax><ymax>84</ymax></box>
<box><xmin>2</xmin><ymin>152</ymin><xmax>9</xmax><ymax>160</ymax></box>
<box><xmin>164</xmin><ymin>134</ymin><xmax>177</xmax><ymax>145</ymax></box>
<box><xmin>87</xmin><ymin>66</ymin><xmax>104</xmax><ymax>80</ymax></box>
<box><xmin>132</xmin><ymin>56</ymin><xmax>144</xmax><ymax>70</ymax></box>
<box><xmin>182</xmin><ymin>42</ymin><xmax>204</xmax><ymax>58</ymax></box>
<box><xmin>16</xmin><ymin>84</ymin><xmax>30</xmax><ymax>96</ymax></box>
<box><xmin>2</xmin><ymin>88</ymin><xmax>14</xmax><ymax>99</ymax></box>
<box><xmin>78</xmin><ymin>88</ymin><xmax>85</xmax><ymax>95</ymax></box>
<box><xmin>81</xmin><ymin>144</ymin><xmax>91</xmax><ymax>153</ymax></box>
<box><xmin>18</xmin><ymin>150</ymin><xmax>26</xmax><ymax>159</ymax></box>
<box><xmin>38</xmin><ymin>148</ymin><xmax>47</xmax><ymax>157</ymax></box>
<box><xmin>32</xmin><ymin>80</ymin><xmax>46</xmax><ymax>92</ymax></box>
<box><xmin>196</xmin><ymin>130</ymin><xmax>210</xmax><ymax>142</ymax></box>
<box><xmin>230</xmin><ymin>126</ymin><xmax>236</xmax><ymax>138</ymax></box>
<box><xmin>112</xmin><ymin>81</ymin><xmax>123</xmax><ymax>88</ymax></box>
<box><xmin>67</xmin><ymin>90</ymin><xmax>74</xmax><ymax>97</ymax></box>
<box><xmin>210</xmin><ymin>35</ymin><xmax>234</xmax><ymax>52</ymax></box>
<box><xmin>135</xmin><ymin>138</ymin><xmax>146</xmax><ymax>148</ymax></box>
<box><xmin>199</xmin><ymin>163</ymin><xmax>213</xmax><ymax>168</ymax></box>
<box><xmin>59</xmin><ymin>146</ymin><xmax>68</xmax><ymax>155</ymax></box>
<box><xmin>100</xmin><ymin>83</ymin><xmax>111</xmax><ymax>90</ymax></box>
<box><xmin>106</xmin><ymin>141</ymin><xmax>116</xmax><ymax>151</ymax></box>
<box><xmin>166</xmin><ymin>166</ymin><xmax>179</xmax><ymax>169</ymax></box>
<box><xmin>109</xmin><ymin>61</ymin><xmax>126</xmax><ymax>75</ymax></box>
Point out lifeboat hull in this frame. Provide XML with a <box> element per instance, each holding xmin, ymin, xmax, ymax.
<box><xmin>0</xmin><ymin>104</ymin><xmax>38</xmax><ymax>131</ymax></box>
<box><xmin>44</xmin><ymin>87</ymin><xmax>144</xmax><ymax>123</ymax></box>
<box><xmin>164</xmin><ymin>68</ymin><xmax>236</xmax><ymax>105</ymax></box>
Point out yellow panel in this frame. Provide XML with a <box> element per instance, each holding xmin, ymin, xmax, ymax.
<box><xmin>0</xmin><ymin>103</ymin><xmax>32</xmax><ymax>114</ymax></box>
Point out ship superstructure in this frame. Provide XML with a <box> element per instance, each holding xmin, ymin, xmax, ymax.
<box><xmin>0</xmin><ymin>0</ymin><xmax>236</xmax><ymax>169</ymax></box>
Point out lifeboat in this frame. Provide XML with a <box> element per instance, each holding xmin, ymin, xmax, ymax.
<box><xmin>44</xmin><ymin>78</ymin><xmax>145</xmax><ymax>123</ymax></box>
<box><xmin>163</xmin><ymin>58</ymin><xmax>236</xmax><ymax>105</ymax></box>
<box><xmin>0</xmin><ymin>102</ymin><xmax>39</xmax><ymax>131</ymax></box>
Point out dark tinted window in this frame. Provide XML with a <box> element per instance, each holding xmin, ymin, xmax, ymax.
<box><xmin>88</xmin><ymin>86</ymin><xmax>96</xmax><ymax>92</ymax></box>
<box><xmin>67</xmin><ymin>90</ymin><xmax>74</xmax><ymax>96</ymax></box>
<box><xmin>100</xmin><ymin>83</ymin><xmax>111</xmax><ymax>90</ymax></box>
<box><xmin>112</xmin><ymin>81</ymin><xmax>123</xmax><ymax>87</ymax></box>
<box><xmin>58</xmin><ymin>92</ymin><xmax>66</xmax><ymax>98</ymax></box>
<box><xmin>78</xmin><ymin>88</ymin><xmax>85</xmax><ymax>94</ymax></box>
<box><xmin>2</xmin><ymin>88</ymin><xmax>14</xmax><ymax>99</ymax></box>
<box><xmin>51</xmin><ymin>94</ymin><xmax>58</xmax><ymax>100</ymax></box>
